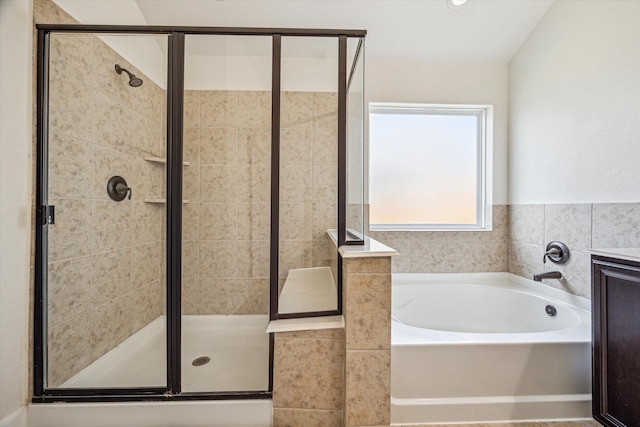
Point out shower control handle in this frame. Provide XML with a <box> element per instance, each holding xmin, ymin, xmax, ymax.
<box><xmin>107</xmin><ymin>176</ymin><xmax>132</xmax><ymax>202</ymax></box>
<box><xmin>115</xmin><ymin>182</ymin><xmax>132</xmax><ymax>200</ymax></box>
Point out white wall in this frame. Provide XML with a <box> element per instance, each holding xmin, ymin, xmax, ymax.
<box><xmin>365</xmin><ymin>60</ymin><xmax>509</xmax><ymax>205</ymax></box>
<box><xmin>0</xmin><ymin>0</ymin><xmax>33</xmax><ymax>423</ymax></box>
<box><xmin>509</xmin><ymin>0</ymin><xmax>640</xmax><ymax>204</ymax></box>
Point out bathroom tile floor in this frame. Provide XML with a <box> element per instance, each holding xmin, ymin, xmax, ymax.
<box><xmin>62</xmin><ymin>315</ymin><xmax>270</xmax><ymax>392</ymax></box>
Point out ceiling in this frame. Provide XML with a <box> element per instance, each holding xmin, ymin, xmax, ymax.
<box><xmin>52</xmin><ymin>0</ymin><xmax>554</xmax><ymax>63</ymax></box>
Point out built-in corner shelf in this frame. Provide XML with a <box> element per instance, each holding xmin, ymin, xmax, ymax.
<box><xmin>143</xmin><ymin>199</ymin><xmax>190</xmax><ymax>204</ymax></box>
<box><xmin>144</xmin><ymin>157</ymin><xmax>191</xmax><ymax>166</ymax></box>
<box><xmin>266</xmin><ymin>266</ymin><xmax>342</xmax><ymax>333</ymax></box>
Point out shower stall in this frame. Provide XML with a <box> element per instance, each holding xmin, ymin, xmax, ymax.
<box><xmin>34</xmin><ymin>25</ymin><xmax>365</xmax><ymax>401</ymax></box>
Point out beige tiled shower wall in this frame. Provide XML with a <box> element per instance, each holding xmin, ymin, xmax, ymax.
<box><xmin>368</xmin><ymin>204</ymin><xmax>509</xmax><ymax>274</ymax></box>
<box><xmin>181</xmin><ymin>90</ymin><xmax>338</xmax><ymax>314</ymax></box>
<box><xmin>509</xmin><ymin>203</ymin><xmax>640</xmax><ymax>298</ymax></box>
<box><xmin>44</xmin><ymin>30</ymin><xmax>166</xmax><ymax>386</ymax></box>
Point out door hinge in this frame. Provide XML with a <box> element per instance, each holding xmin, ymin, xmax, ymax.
<box><xmin>43</xmin><ymin>205</ymin><xmax>55</xmax><ymax>225</ymax></box>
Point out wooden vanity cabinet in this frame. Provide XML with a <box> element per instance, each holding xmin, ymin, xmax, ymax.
<box><xmin>592</xmin><ymin>256</ymin><xmax>640</xmax><ymax>427</ymax></box>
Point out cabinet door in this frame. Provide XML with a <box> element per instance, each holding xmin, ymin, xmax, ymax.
<box><xmin>592</xmin><ymin>258</ymin><xmax>640</xmax><ymax>427</ymax></box>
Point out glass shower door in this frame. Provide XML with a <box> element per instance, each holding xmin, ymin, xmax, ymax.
<box><xmin>43</xmin><ymin>32</ymin><xmax>168</xmax><ymax>389</ymax></box>
<box><xmin>180</xmin><ymin>34</ymin><xmax>272</xmax><ymax>393</ymax></box>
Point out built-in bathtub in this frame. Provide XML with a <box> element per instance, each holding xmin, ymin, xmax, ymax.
<box><xmin>391</xmin><ymin>272</ymin><xmax>592</xmax><ymax>424</ymax></box>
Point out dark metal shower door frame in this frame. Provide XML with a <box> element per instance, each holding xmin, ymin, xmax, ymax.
<box><xmin>34</xmin><ymin>24</ymin><xmax>366</xmax><ymax>403</ymax></box>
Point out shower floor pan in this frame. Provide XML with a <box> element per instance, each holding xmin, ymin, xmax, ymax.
<box><xmin>61</xmin><ymin>315</ymin><xmax>270</xmax><ymax>393</ymax></box>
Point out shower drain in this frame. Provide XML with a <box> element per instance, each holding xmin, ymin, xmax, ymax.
<box><xmin>192</xmin><ymin>356</ymin><xmax>211</xmax><ymax>366</ymax></box>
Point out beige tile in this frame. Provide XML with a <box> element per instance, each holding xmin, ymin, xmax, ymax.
<box><xmin>34</xmin><ymin>0</ymin><xmax>79</xmax><ymax>25</ymax></box>
<box><xmin>238</xmin><ymin>164</ymin><xmax>270</xmax><ymax>202</ymax></box>
<box><xmin>182</xmin><ymin>202</ymin><xmax>199</xmax><ymax>241</ymax></box>
<box><xmin>200</xmin><ymin>90</ymin><xmax>238</xmax><ymax>127</ymax></box>
<box><xmin>199</xmin><ymin>202</ymin><xmax>237</xmax><ymax>240</ymax></box>
<box><xmin>277</xmin><ymin>328</ymin><xmax>344</xmax><ymax>340</ymax></box>
<box><xmin>274</xmin><ymin>337</ymin><xmax>344</xmax><ymax>409</ymax></box>
<box><xmin>313</xmin><ymin>92</ymin><xmax>338</xmax><ymax>130</ymax></box>
<box><xmin>200</xmin><ymin>165</ymin><xmax>236</xmax><ymax>202</ymax></box>
<box><xmin>90</xmin><ymin>295</ymin><xmax>131</xmax><ymax>361</ymax></box>
<box><xmin>48</xmin><ymin>198</ymin><xmax>92</xmax><ymax>262</ymax></box>
<box><xmin>446</xmin><ymin>232</ymin><xmax>508</xmax><ymax>273</ymax></box>
<box><xmin>92</xmin><ymin>200</ymin><xmax>132</xmax><ymax>253</ymax></box>
<box><xmin>182</xmin><ymin>240</ymin><xmax>199</xmax><ymax>278</ymax></box>
<box><xmin>131</xmin><ymin>201</ymin><xmax>162</xmax><ymax>245</ymax></box>
<box><xmin>238</xmin><ymin>91</ymin><xmax>271</xmax><ymax>127</ymax></box>
<box><xmin>237</xmin><ymin>128</ymin><xmax>271</xmax><ymax>165</ymax></box>
<box><xmin>181</xmin><ymin>277</ymin><xmax>199</xmax><ymax>315</ymax></box>
<box><xmin>492</xmin><ymin>204</ymin><xmax>509</xmax><ymax>238</ymax></box>
<box><xmin>228</xmin><ymin>278</ymin><xmax>269</xmax><ymax>314</ymax></box>
<box><xmin>199</xmin><ymin>240</ymin><xmax>237</xmax><ymax>278</ymax></box>
<box><xmin>93</xmin><ymin>90</ymin><xmax>133</xmax><ymax>154</ymax></box>
<box><xmin>90</xmin><ymin>248</ymin><xmax>131</xmax><ymax>307</ymax></box>
<box><xmin>273</xmin><ymin>408</ymin><xmax>342</xmax><ymax>427</ymax></box>
<box><xmin>313</xmin><ymin>127</ymin><xmax>338</xmax><ymax>164</ymax></box>
<box><xmin>281</xmin><ymin>128</ymin><xmax>312</xmax><ymax>165</ymax></box>
<box><xmin>48</xmin><ymin>256</ymin><xmax>92</xmax><ymax>328</ymax></box>
<box><xmin>510</xmin><ymin>204</ymin><xmax>545</xmax><ymax>245</ymax></box>
<box><xmin>183</xmin><ymin>163</ymin><xmax>200</xmax><ymax>203</ymax></box>
<box><xmin>409</xmin><ymin>232</ymin><xmax>448</xmax><ymax>273</ymax></box>
<box><xmin>199</xmin><ymin>278</ymin><xmax>229</xmax><ymax>314</ymax></box>
<box><xmin>131</xmin><ymin>242</ymin><xmax>161</xmax><ymax>288</ymax></box>
<box><xmin>236</xmin><ymin>240</ymin><xmax>270</xmax><ymax>278</ymax></box>
<box><xmin>544</xmin><ymin>204</ymin><xmax>592</xmax><ymax>251</ymax></box>
<box><xmin>183</xmin><ymin>127</ymin><xmax>200</xmax><ymax>165</ymax></box>
<box><xmin>345</xmin><ymin>257</ymin><xmax>391</xmax><ymax>275</ymax></box>
<box><xmin>281</xmin><ymin>92</ymin><xmax>313</xmax><ymax>128</ymax></box>
<box><xmin>345</xmin><ymin>350</ymin><xmax>390</xmax><ymax>426</ymax></box>
<box><xmin>592</xmin><ymin>202</ymin><xmax>640</xmax><ymax>248</ymax></box>
<box><xmin>49</xmin><ymin>133</ymin><xmax>93</xmax><ymax>199</ymax></box>
<box><xmin>237</xmin><ymin>202</ymin><xmax>270</xmax><ymax>240</ymax></box>
<box><xmin>131</xmin><ymin>111</ymin><xmax>162</xmax><ymax>157</ymax></box>
<box><xmin>345</xmin><ymin>274</ymin><xmax>391</xmax><ymax>350</ymax></box>
<box><xmin>509</xmin><ymin>241</ymin><xmax>544</xmax><ymax>280</ymax></box>
<box><xmin>47</xmin><ymin>312</ymin><xmax>93</xmax><ymax>387</ymax></box>
<box><xmin>312</xmin><ymin>164</ymin><xmax>337</xmax><ymax>203</ymax></box>
<box><xmin>93</xmin><ymin>38</ymin><xmax>132</xmax><ymax>108</ymax></box>
<box><xmin>50</xmin><ymin>33</ymin><xmax>93</xmax><ymax>87</ymax></box>
<box><xmin>183</xmin><ymin>91</ymin><xmax>200</xmax><ymax>128</ymax></box>
<box><xmin>312</xmin><ymin>202</ymin><xmax>337</xmax><ymax>240</ymax></box>
<box><xmin>130</xmin><ymin>157</ymin><xmax>164</xmax><ymax>201</ymax></box>
<box><xmin>367</xmin><ymin>231</ymin><xmax>410</xmax><ymax>257</ymax></box>
<box><xmin>129</xmin><ymin>71</ymin><xmax>159</xmax><ymax>120</ymax></box>
<box><xmin>280</xmin><ymin>202</ymin><xmax>312</xmax><ymax>240</ymax></box>
<box><xmin>280</xmin><ymin>165</ymin><xmax>311</xmax><ymax>203</ymax></box>
<box><xmin>279</xmin><ymin>240</ymin><xmax>312</xmax><ymax>278</ymax></box>
<box><xmin>312</xmin><ymin>237</ymin><xmax>334</xmax><ymax>264</ymax></box>
<box><xmin>392</xmin><ymin>255</ymin><xmax>411</xmax><ymax>273</ymax></box>
<box><xmin>92</xmin><ymin>145</ymin><xmax>133</xmax><ymax>200</ymax></box>
<box><xmin>543</xmin><ymin>250</ymin><xmax>591</xmax><ymax>298</ymax></box>
<box><xmin>131</xmin><ymin>280</ymin><xmax>162</xmax><ymax>333</ymax></box>
<box><xmin>200</xmin><ymin>127</ymin><xmax>237</xmax><ymax>165</ymax></box>
<box><xmin>49</xmin><ymin>76</ymin><xmax>93</xmax><ymax>142</ymax></box>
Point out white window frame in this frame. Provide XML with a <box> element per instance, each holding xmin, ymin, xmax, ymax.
<box><xmin>368</xmin><ymin>102</ymin><xmax>493</xmax><ymax>232</ymax></box>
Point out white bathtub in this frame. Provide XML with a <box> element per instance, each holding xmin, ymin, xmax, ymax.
<box><xmin>391</xmin><ymin>272</ymin><xmax>592</xmax><ymax>424</ymax></box>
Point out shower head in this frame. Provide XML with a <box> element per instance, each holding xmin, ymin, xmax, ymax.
<box><xmin>115</xmin><ymin>64</ymin><xmax>143</xmax><ymax>87</ymax></box>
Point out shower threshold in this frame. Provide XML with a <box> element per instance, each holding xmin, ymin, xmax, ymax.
<box><xmin>61</xmin><ymin>315</ymin><xmax>270</xmax><ymax>393</ymax></box>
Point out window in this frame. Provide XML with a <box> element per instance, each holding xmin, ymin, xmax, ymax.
<box><xmin>369</xmin><ymin>103</ymin><xmax>492</xmax><ymax>231</ymax></box>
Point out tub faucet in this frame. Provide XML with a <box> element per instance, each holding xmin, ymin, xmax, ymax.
<box><xmin>533</xmin><ymin>271</ymin><xmax>562</xmax><ymax>282</ymax></box>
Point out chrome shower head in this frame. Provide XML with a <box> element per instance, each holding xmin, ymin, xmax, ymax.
<box><xmin>115</xmin><ymin>64</ymin><xmax>143</xmax><ymax>87</ymax></box>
